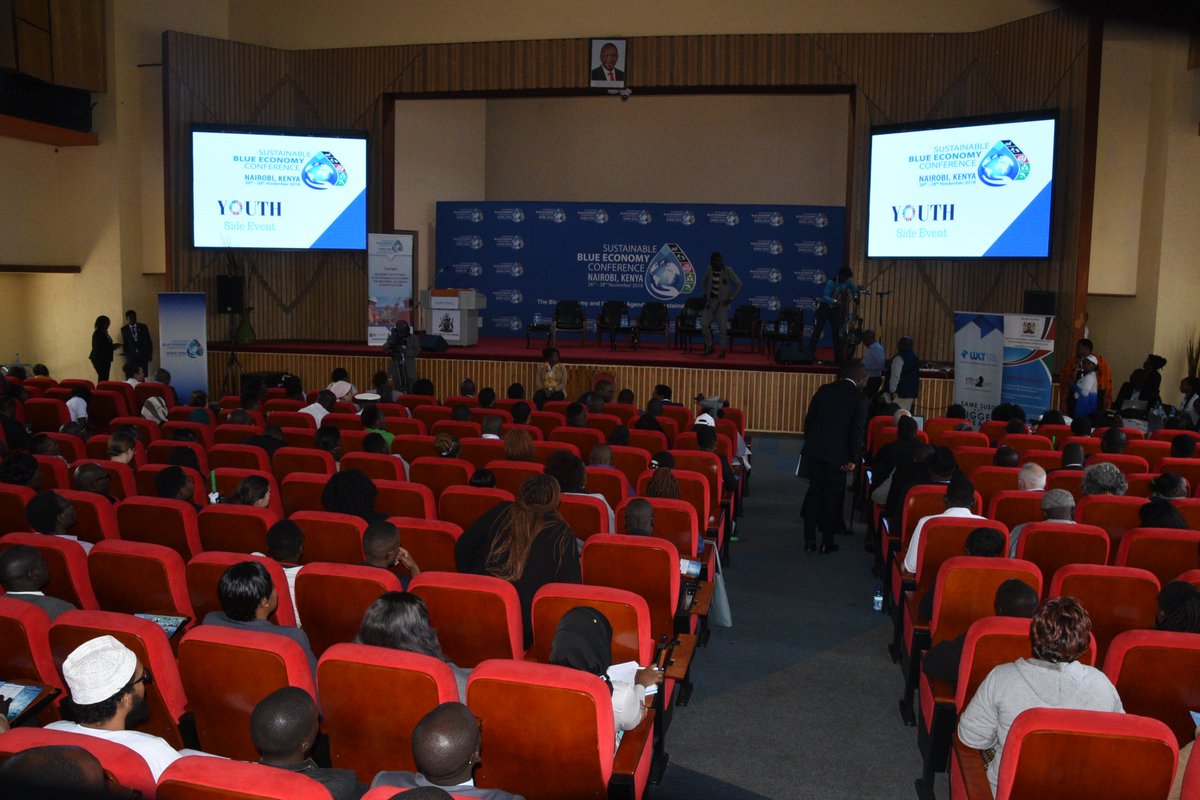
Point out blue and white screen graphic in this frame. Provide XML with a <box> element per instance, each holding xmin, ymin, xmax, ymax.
<box><xmin>192</xmin><ymin>130</ymin><xmax>367</xmax><ymax>250</ymax></box>
<box><xmin>867</xmin><ymin>116</ymin><xmax>1055</xmax><ymax>258</ymax></box>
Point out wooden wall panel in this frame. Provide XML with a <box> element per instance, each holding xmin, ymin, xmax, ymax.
<box><xmin>169</xmin><ymin>11</ymin><xmax>1095</xmax><ymax>367</ymax></box>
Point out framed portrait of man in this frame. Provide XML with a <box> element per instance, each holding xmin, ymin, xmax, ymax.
<box><xmin>589</xmin><ymin>38</ymin><xmax>627</xmax><ymax>88</ymax></box>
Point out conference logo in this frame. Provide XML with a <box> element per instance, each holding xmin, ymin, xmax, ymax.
<box><xmin>725</xmin><ymin>212</ymin><xmax>740</xmax><ymax>226</ymax></box>
<box><xmin>644</xmin><ymin>243</ymin><xmax>697</xmax><ymax>301</ymax></box>
<box><xmin>510</xmin><ymin>263</ymin><xmax>524</xmax><ymax>277</ymax></box>
<box><xmin>510</xmin><ymin>291</ymin><xmax>524</xmax><ymax>304</ymax></box>
<box><xmin>468</xmin><ymin>263</ymin><xmax>484</xmax><ymax>277</ymax></box>
<box><xmin>186</xmin><ymin>340</ymin><xmax>204</xmax><ymax>359</ymax></box>
<box><xmin>638</xmin><ymin>211</ymin><xmax>652</xmax><ymax>225</ymax></box>
<box><xmin>767</xmin><ymin>269</ymin><xmax>782</xmax><ymax>284</ymax></box>
<box><xmin>681</xmin><ymin>211</ymin><xmax>695</xmax><ymax>226</ymax></box>
<box><xmin>814</xmin><ymin>213</ymin><xmax>829</xmax><ymax>228</ymax></box>
<box><xmin>509</xmin><ymin>318</ymin><xmax>523</xmax><ymax>332</ymax></box>
<box><xmin>595</xmin><ymin>210</ymin><xmax>609</xmax><ymax>224</ymax></box>
<box><xmin>813</xmin><ymin>242</ymin><xmax>828</xmax><ymax>257</ymax></box>
<box><xmin>469</xmin><ymin>236</ymin><xmax>483</xmax><ymax>250</ymax></box>
<box><xmin>765</xmin><ymin>296</ymin><xmax>781</xmax><ymax>312</ymax></box>
<box><xmin>470</xmin><ymin>209</ymin><xmax>484</xmax><ymax>223</ymax></box>
<box><xmin>769</xmin><ymin>212</ymin><xmax>784</xmax><ymax>227</ymax></box>
<box><xmin>510</xmin><ymin>236</ymin><xmax>525</xmax><ymax>250</ymax></box>
<box><xmin>768</xmin><ymin>240</ymin><xmax>784</xmax><ymax>256</ymax></box>
<box><xmin>552</xmin><ymin>209</ymin><xmax>566</xmax><ymax>223</ymax></box>
<box><xmin>977</xmin><ymin>140</ymin><xmax>1031</xmax><ymax>187</ymax></box>
<box><xmin>300</xmin><ymin>151</ymin><xmax>348</xmax><ymax>189</ymax></box>
<box><xmin>391</xmin><ymin>240</ymin><xmax>404</xmax><ymax>254</ymax></box>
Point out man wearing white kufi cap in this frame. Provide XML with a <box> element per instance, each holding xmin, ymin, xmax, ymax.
<box><xmin>46</xmin><ymin>635</ymin><xmax>183</xmax><ymax>780</ymax></box>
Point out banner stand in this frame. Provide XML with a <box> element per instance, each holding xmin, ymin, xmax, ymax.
<box><xmin>158</xmin><ymin>293</ymin><xmax>209</xmax><ymax>400</ymax></box>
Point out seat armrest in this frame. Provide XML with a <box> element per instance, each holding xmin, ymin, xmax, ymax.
<box><xmin>689</xmin><ymin>580</ymin><xmax>714</xmax><ymax>617</ymax></box>
<box><xmin>612</xmin><ymin>709</ymin><xmax>655</xmax><ymax>778</ymax></box>
<box><xmin>664</xmin><ymin>633</ymin><xmax>697</xmax><ymax>681</ymax></box>
<box><xmin>952</xmin><ymin>734</ymin><xmax>995</xmax><ymax>800</ymax></box>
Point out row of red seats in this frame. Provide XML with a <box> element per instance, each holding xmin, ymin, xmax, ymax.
<box><xmin>946</xmin><ymin>459</ymin><xmax>1200</xmax><ymax>506</ymax></box>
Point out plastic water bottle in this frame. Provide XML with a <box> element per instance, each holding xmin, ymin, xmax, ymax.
<box><xmin>872</xmin><ymin>581</ymin><xmax>884</xmax><ymax>613</ymax></box>
<box><xmin>1148</xmin><ymin>402</ymin><xmax>1165</xmax><ymax>434</ymax></box>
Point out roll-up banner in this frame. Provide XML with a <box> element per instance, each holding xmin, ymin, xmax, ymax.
<box><xmin>367</xmin><ymin>233</ymin><xmax>415</xmax><ymax>346</ymax></box>
<box><xmin>157</xmin><ymin>292</ymin><xmax>209</xmax><ymax>399</ymax></box>
<box><xmin>955</xmin><ymin>311</ymin><xmax>1056</xmax><ymax>426</ymax></box>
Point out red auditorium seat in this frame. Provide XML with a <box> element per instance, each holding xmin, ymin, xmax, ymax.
<box><xmin>294</xmin><ymin>563</ymin><xmax>404</xmax><ymax>656</ymax></box>
<box><xmin>1049</xmin><ymin>564</ymin><xmax>1159</xmax><ymax>663</ymax></box>
<box><xmin>198</xmin><ymin>505</ymin><xmax>279</xmax><ymax>554</ymax></box>
<box><xmin>549</xmin><ymin>426</ymin><xmax>605</xmax><ymax>461</ymax></box>
<box><xmin>0</xmin><ymin>727</ymin><xmax>157</xmax><ymax>798</ymax></box>
<box><xmin>409</xmin><ymin>572</ymin><xmax>523</xmax><ymax>667</ymax></box>
<box><xmin>374</xmin><ymin>480</ymin><xmax>436</xmax><ymax>519</ymax></box>
<box><xmin>408</xmin><ymin>457</ymin><xmax>474</xmax><ymax>503</ymax></box>
<box><xmin>487</xmin><ymin>460</ymin><xmax>544</xmax><ymax>496</ymax></box>
<box><xmin>430</xmin><ymin>420</ymin><xmax>481</xmax><ymax>440</ymax></box>
<box><xmin>87</xmin><ymin>539</ymin><xmax>195</xmax><ymax>619</ymax></box>
<box><xmin>1114</xmin><ymin>528</ymin><xmax>1200</xmax><ymax>586</ymax></box>
<box><xmin>272</xmin><ymin>446</ymin><xmax>335</xmax><ymax>483</ymax></box>
<box><xmin>290</xmin><ymin>511</ymin><xmax>367</xmax><ymax>565</ymax></box>
<box><xmin>32</xmin><ymin>454</ymin><xmax>70</xmax><ymax>491</ymax></box>
<box><xmin>0</xmin><ymin>484</ymin><xmax>34</xmax><ymax>533</ymax></box>
<box><xmin>161</xmin><ymin>421</ymin><xmax>213</xmax><ymax>449</ymax></box>
<box><xmin>211</xmin><ymin>468</ymin><xmax>284</xmax><ymax>518</ymax></box>
<box><xmin>529</xmin><ymin>583</ymin><xmax>653</xmax><ymax>665</ymax></box>
<box><xmin>391</xmin><ymin>433</ymin><xmax>437</xmax><ymax>463</ymax></box>
<box><xmin>213</xmin><ymin>423</ymin><xmax>263</xmax><ymax>446</ymax></box>
<box><xmin>0</xmin><ymin>596</ymin><xmax>63</xmax><ymax>689</ymax></box>
<box><xmin>438</xmin><ymin>485</ymin><xmax>513</xmax><ymax>531</ymax></box>
<box><xmin>952</xmin><ymin>447</ymin><xmax>997</xmax><ymax>480</ymax></box>
<box><xmin>1103</xmin><ymin>629</ymin><xmax>1200</xmax><ymax>747</ymax></box>
<box><xmin>1075</xmin><ymin>495</ymin><xmax>1147</xmax><ymax>557</ymax></box>
<box><xmin>23</xmin><ymin>398</ymin><xmax>69</xmax><ymax>433</ymax></box>
<box><xmin>986</xmin><ymin>490</ymin><xmax>1044</xmax><ymax>531</ymax></box>
<box><xmin>998</xmin><ymin>433</ymin><xmax>1053</xmax><ymax>454</ymax></box>
<box><xmin>134</xmin><ymin>463</ymin><xmax>205</xmax><ymax>506</ymax></box>
<box><xmin>458</xmin><ymin>437</ymin><xmax>507</xmax><ymax>470</ymax></box>
<box><xmin>157</xmin><ymin>754</ymin><xmax>336</xmax><ymax>800</ymax></box>
<box><xmin>340</xmin><ymin>450</ymin><xmax>407</xmax><ymax>481</ymax></box>
<box><xmin>106</xmin><ymin>416</ymin><xmax>159</xmax><ymax>444</ymax></box>
<box><xmin>388</xmin><ymin>517</ymin><xmax>462</xmax><ymax>574</ymax></box>
<box><xmin>147</xmin><ymin>440</ymin><xmax>209</xmax><ymax>475</ymax></box>
<box><xmin>185</xmin><ymin>551</ymin><xmax>297</xmax><ymax>627</ymax></box>
<box><xmin>115</xmin><ymin>496</ymin><xmax>202</xmax><ymax>560</ymax></box>
<box><xmin>586</xmin><ymin>465</ymin><xmax>632</xmax><ymax>509</ymax></box>
<box><xmin>559</xmin><ymin>493</ymin><xmax>612</xmax><ymax>541</ymax></box>
<box><xmin>208</xmin><ymin>443</ymin><xmax>271</xmax><ymax>471</ymax></box>
<box><xmin>279</xmin><ymin>473</ymin><xmax>330</xmax><ymax>516</ymax></box>
<box><xmin>1015</xmin><ymin>522</ymin><xmax>1110</xmax><ymax>596</ymax></box>
<box><xmin>0</xmin><ymin>532</ymin><xmax>98</xmax><ymax>609</ymax></box>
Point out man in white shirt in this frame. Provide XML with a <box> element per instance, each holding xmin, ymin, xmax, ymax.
<box><xmin>480</xmin><ymin>416</ymin><xmax>503</xmax><ymax>440</ymax></box>
<box><xmin>902</xmin><ymin>473</ymin><xmax>984</xmax><ymax>573</ymax></box>
<box><xmin>299</xmin><ymin>389</ymin><xmax>336</xmax><ymax>427</ymax></box>
<box><xmin>46</xmin><ymin>636</ymin><xmax>183</xmax><ymax>781</ymax></box>
<box><xmin>123</xmin><ymin>363</ymin><xmax>145</xmax><ymax>386</ymax></box>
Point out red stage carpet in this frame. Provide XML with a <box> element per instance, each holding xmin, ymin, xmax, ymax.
<box><xmin>218</xmin><ymin>336</ymin><xmax>838</xmax><ymax>373</ymax></box>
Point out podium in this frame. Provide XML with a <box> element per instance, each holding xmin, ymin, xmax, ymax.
<box><xmin>422</xmin><ymin>289</ymin><xmax>486</xmax><ymax>347</ymax></box>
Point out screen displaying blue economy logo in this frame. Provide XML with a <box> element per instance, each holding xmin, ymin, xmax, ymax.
<box><xmin>977</xmin><ymin>140</ymin><xmax>1031</xmax><ymax>187</ymax></box>
<box><xmin>301</xmin><ymin>151</ymin><xmax>349</xmax><ymax>189</ymax></box>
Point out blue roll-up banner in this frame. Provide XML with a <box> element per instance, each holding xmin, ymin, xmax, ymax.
<box><xmin>435</xmin><ymin>201</ymin><xmax>845</xmax><ymax>340</ymax></box>
<box><xmin>158</xmin><ymin>293</ymin><xmax>208</xmax><ymax>400</ymax></box>
<box><xmin>1001</xmin><ymin>314</ymin><xmax>1055</xmax><ymax>420</ymax></box>
<box><xmin>367</xmin><ymin>233</ymin><xmax>414</xmax><ymax>346</ymax></box>
<box><xmin>954</xmin><ymin>312</ymin><xmax>1005</xmax><ymax>428</ymax></box>
<box><xmin>955</xmin><ymin>311</ymin><xmax>1056</xmax><ymax>426</ymax></box>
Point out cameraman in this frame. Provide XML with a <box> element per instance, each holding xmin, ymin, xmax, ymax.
<box><xmin>383</xmin><ymin>320</ymin><xmax>421</xmax><ymax>395</ymax></box>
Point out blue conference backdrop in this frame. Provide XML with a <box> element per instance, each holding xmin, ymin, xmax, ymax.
<box><xmin>434</xmin><ymin>201</ymin><xmax>845</xmax><ymax>340</ymax></box>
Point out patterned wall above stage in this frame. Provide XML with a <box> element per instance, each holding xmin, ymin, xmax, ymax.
<box><xmin>435</xmin><ymin>201</ymin><xmax>845</xmax><ymax>338</ymax></box>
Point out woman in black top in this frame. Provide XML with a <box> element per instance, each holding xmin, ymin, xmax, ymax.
<box><xmin>89</xmin><ymin>315</ymin><xmax>119</xmax><ymax>381</ymax></box>
<box><xmin>455</xmin><ymin>473</ymin><xmax>581</xmax><ymax>647</ymax></box>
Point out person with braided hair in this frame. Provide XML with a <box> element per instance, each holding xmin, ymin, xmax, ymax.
<box><xmin>454</xmin><ymin>473</ymin><xmax>581</xmax><ymax>647</ymax></box>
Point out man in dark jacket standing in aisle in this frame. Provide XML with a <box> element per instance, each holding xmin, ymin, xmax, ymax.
<box><xmin>800</xmin><ymin>360</ymin><xmax>869</xmax><ymax>554</ymax></box>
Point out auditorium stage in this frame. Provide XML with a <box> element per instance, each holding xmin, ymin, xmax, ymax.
<box><xmin>209</xmin><ymin>337</ymin><xmax>959</xmax><ymax>434</ymax></box>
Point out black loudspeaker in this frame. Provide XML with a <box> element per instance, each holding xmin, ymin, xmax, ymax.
<box><xmin>1023</xmin><ymin>290</ymin><xmax>1056</xmax><ymax>316</ymax></box>
<box><xmin>216</xmin><ymin>276</ymin><xmax>244</xmax><ymax>314</ymax></box>
<box><xmin>775</xmin><ymin>345</ymin><xmax>813</xmax><ymax>365</ymax></box>
<box><xmin>419</xmin><ymin>335</ymin><xmax>449</xmax><ymax>353</ymax></box>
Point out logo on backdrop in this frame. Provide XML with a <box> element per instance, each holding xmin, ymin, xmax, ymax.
<box><xmin>644</xmin><ymin>244</ymin><xmax>697</xmax><ymax>301</ymax></box>
<box><xmin>186</xmin><ymin>340</ymin><xmax>204</xmax><ymax>358</ymax></box>
<box><xmin>300</xmin><ymin>152</ymin><xmax>349</xmax><ymax>189</ymax></box>
<box><xmin>977</xmin><ymin>140</ymin><xmax>1030</xmax><ymax>187</ymax></box>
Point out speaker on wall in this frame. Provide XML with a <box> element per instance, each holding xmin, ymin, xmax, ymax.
<box><xmin>419</xmin><ymin>335</ymin><xmax>449</xmax><ymax>353</ymax></box>
<box><xmin>1023</xmin><ymin>290</ymin><xmax>1056</xmax><ymax>316</ymax></box>
<box><xmin>216</xmin><ymin>276</ymin><xmax>244</xmax><ymax>314</ymax></box>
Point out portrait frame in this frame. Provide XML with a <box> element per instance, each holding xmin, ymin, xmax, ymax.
<box><xmin>589</xmin><ymin>38</ymin><xmax>628</xmax><ymax>89</ymax></box>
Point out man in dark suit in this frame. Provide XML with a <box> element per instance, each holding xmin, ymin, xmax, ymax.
<box><xmin>590</xmin><ymin>41</ymin><xmax>625</xmax><ymax>82</ymax></box>
<box><xmin>0</xmin><ymin>545</ymin><xmax>77</xmax><ymax>621</ymax></box>
<box><xmin>121</xmin><ymin>309</ymin><xmax>153</xmax><ymax>375</ymax></box>
<box><xmin>800</xmin><ymin>359</ymin><xmax>869</xmax><ymax>553</ymax></box>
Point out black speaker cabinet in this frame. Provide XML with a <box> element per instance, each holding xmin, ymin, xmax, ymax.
<box><xmin>419</xmin><ymin>334</ymin><xmax>449</xmax><ymax>353</ymax></box>
<box><xmin>1023</xmin><ymin>290</ymin><xmax>1056</xmax><ymax>316</ymax></box>
<box><xmin>216</xmin><ymin>276</ymin><xmax>244</xmax><ymax>314</ymax></box>
<box><xmin>775</xmin><ymin>345</ymin><xmax>813</xmax><ymax>365</ymax></box>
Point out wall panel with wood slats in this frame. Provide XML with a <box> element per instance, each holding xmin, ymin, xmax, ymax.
<box><xmin>209</xmin><ymin>349</ymin><xmax>1002</xmax><ymax>434</ymax></box>
<box><xmin>168</xmin><ymin>11</ymin><xmax>1095</xmax><ymax>365</ymax></box>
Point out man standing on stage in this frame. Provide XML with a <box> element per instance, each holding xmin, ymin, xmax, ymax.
<box><xmin>383</xmin><ymin>319</ymin><xmax>421</xmax><ymax>394</ymax></box>
<box><xmin>800</xmin><ymin>359</ymin><xmax>869</xmax><ymax>554</ymax></box>
<box><xmin>700</xmin><ymin>252</ymin><xmax>742</xmax><ymax>358</ymax></box>
<box><xmin>121</xmin><ymin>309</ymin><xmax>153</xmax><ymax>376</ymax></box>
<box><xmin>885</xmin><ymin>335</ymin><xmax>920</xmax><ymax>412</ymax></box>
<box><xmin>861</xmin><ymin>329</ymin><xmax>885</xmax><ymax>399</ymax></box>
<box><xmin>809</xmin><ymin>267</ymin><xmax>858</xmax><ymax>364</ymax></box>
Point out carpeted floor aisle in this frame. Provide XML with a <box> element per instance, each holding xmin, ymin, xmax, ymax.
<box><xmin>652</xmin><ymin>434</ymin><xmax>950</xmax><ymax>799</ymax></box>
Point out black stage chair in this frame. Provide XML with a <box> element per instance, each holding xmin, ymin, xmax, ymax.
<box><xmin>763</xmin><ymin>308</ymin><xmax>805</xmax><ymax>357</ymax></box>
<box><xmin>635</xmin><ymin>302</ymin><xmax>669</xmax><ymax>350</ymax></box>
<box><xmin>596</xmin><ymin>301</ymin><xmax>633</xmax><ymax>349</ymax></box>
<box><xmin>727</xmin><ymin>304</ymin><xmax>761</xmax><ymax>353</ymax></box>
<box><xmin>553</xmin><ymin>300</ymin><xmax>587</xmax><ymax>346</ymax></box>
<box><xmin>675</xmin><ymin>297</ymin><xmax>707</xmax><ymax>353</ymax></box>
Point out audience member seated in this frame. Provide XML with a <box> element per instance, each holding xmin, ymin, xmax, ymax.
<box><xmin>480</xmin><ymin>416</ymin><xmax>503</xmax><ymax>441</ymax></box>
<box><xmin>566</xmin><ymin>402</ymin><xmax>588</xmax><ymax>429</ymax></box>
<box><xmin>186</xmin><ymin>390</ymin><xmax>212</xmax><ymax>425</ymax></box>
<box><xmin>251</xmin><ymin>686</ymin><xmax>367</xmax><ymax>800</ymax></box>
<box><xmin>643</xmin><ymin>467</ymin><xmax>680</xmax><ymax>500</ymax></box>
<box><xmin>1171</xmin><ymin>433</ymin><xmax>1197</xmax><ymax>459</ymax></box>
<box><xmin>648</xmin><ymin>451</ymin><xmax>674</xmax><ymax>470</ymax></box>
<box><xmin>371</xmin><ymin>702</ymin><xmax>525</xmax><ymax>799</ymax></box>
<box><xmin>26</xmin><ymin>490</ymin><xmax>89</xmax><ymax>553</ymax></box>
<box><xmin>0</xmin><ymin>544</ymin><xmax>77</xmax><ymax>620</ymax></box>
<box><xmin>459</xmin><ymin>378</ymin><xmax>477</xmax><ymax>399</ymax></box>
<box><xmin>322</xmin><ymin>470</ymin><xmax>388</xmax><ymax>524</ymax></box>
<box><xmin>922</xmin><ymin>578</ymin><xmax>1039</xmax><ymax>687</ymax></box>
<box><xmin>361</xmin><ymin>405</ymin><xmax>393</xmax><ymax>446</ymax></box>
<box><xmin>264</xmin><ymin>519</ymin><xmax>304</xmax><ymax>617</ymax></box>
<box><xmin>1156</xmin><ymin>581</ymin><xmax>1200</xmax><ymax>633</ymax></box>
<box><xmin>31</xmin><ymin>433</ymin><xmax>66</xmax><ymax>461</ymax></box>
<box><xmin>242</xmin><ymin>425</ymin><xmax>286</xmax><ymax>459</ymax></box>
<box><xmin>594</xmin><ymin>380</ymin><xmax>616</xmax><ymax>405</ymax></box>
<box><xmin>1008</xmin><ymin>488</ymin><xmax>1075</xmax><ymax>557</ymax></box>
<box><xmin>469</xmin><ymin>468</ymin><xmax>496</xmax><ymax>489</ymax></box>
<box><xmin>449</xmin><ymin>404</ymin><xmax>472</xmax><ymax>423</ymax></box>
<box><xmin>584</xmin><ymin>392</ymin><xmax>605</xmax><ymax>416</ymax></box>
<box><xmin>548</xmin><ymin>606</ymin><xmax>662</xmax><ymax>748</ymax></box>
<box><xmin>223</xmin><ymin>474</ymin><xmax>272</xmax><ymax>508</ymax></box>
<box><xmin>654</xmin><ymin>384</ymin><xmax>681</xmax><ymax>407</ymax></box>
<box><xmin>870</xmin><ymin>415</ymin><xmax>920</xmax><ymax>499</ymax></box>
<box><xmin>123</xmin><ymin>363</ymin><xmax>145</xmax><ymax>386</ymax></box>
<box><xmin>73</xmin><ymin>462</ymin><xmax>116</xmax><ymax>504</ymax></box>
<box><xmin>327</xmin><ymin>368</ymin><xmax>359</xmax><ymax>402</ymax></box>
<box><xmin>956</xmin><ymin>596</ymin><xmax>1124</xmax><ymax>796</ymax></box>
<box><xmin>45</xmin><ymin>636</ymin><xmax>186</xmax><ymax>780</ymax></box>
<box><xmin>884</xmin><ymin>445</ymin><xmax>951</xmax><ymax>528</ymax></box>
<box><xmin>544</xmin><ymin>450</ymin><xmax>614</xmax><ymax>530</ymax></box>
<box><xmin>154</xmin><ymin>465</ymin><xmax>201</xmax><ymax>511</ymax></box>
<box><xmin>356</xmin><ymin>591</ymin><xmax>470</xmax><ymax>701</ymax></box>
<box><xmin>696</xmin><ymin>425</ymin><xmax>737</xmax><ymax>495</ymax></box>
<box><xmin>1139</xmin><ymin>497</ymin><xmax>1188</xmax><ymax>529</ymax></box>
<box><xmin>362</xmin><ymin>521</ymin><xmax>421</xmax><ymax>588</ymax></box>
<box><xmin>315</xmin><ymin>426</ymin><xmax>344</xmax><ymax>464</ymax></box>
<box><xmin>634</xmin><ymin>399</ymin><xmax>665</xmax><ymax>434</ymax></box>
<box><xmin>66</xmin><ymin>386</ymin><xmax>92</xmax><ymax>427</ymax></box>
<box><xmin>1100</xmin><ymin>426</ymin><xmax>1128</xmax><ymax>455</ymax></box>
<box><xmin>607</xmin><ymin>425</ymin><xmax>631</xmax><ymax>447</ymax></box>
<box><xmin>1003</xmin><ymin>418</ymin><xmax>1028</xmax><ymax>436</ymax></box>
<box><xmin>433</xmin><ymin>433</ymin><xmax>461</xmax><ymax>459</ymax></box>
<box><xmin>478</xmin><ymin>387</ymin><xmax>497</xmax><ymax>410</ymax></box>
<box><xmin>623</xmin><ymin>499</ymin><xmax>654</xmax><ymax>536</ymax></box>
<box><xmin>107</xmin><ymin>431</ymin><xmax>136</xmax><ymax>465</ymax></box>
<box><xmin>506</xmin><ymin>383</ymin><xmax>525</xmax><ymax>401</ymax></box>
<box><xmin>411</xmin><ymin>378</ymin><xmax>436</xmax><ymax>397</ymax></box>
<box><xmin>616</xmin><ymin>389</ymin><xmax>636</xmax><ymax>407</ymax></box>
<box><xmin>0</xmin><ymin>743</ymin><xmax>116</xmax><ymax>798</ymax></box>
<box><xmin>300</xmin><ymin>390</ymin><xmax>336</xmax><ymax>427</ymax></box>
<box><xmin>0</xmin><ymin>395</ymin><xmax>32</xmax><ymax>450</ymax></box>
<box><xmin>202</xmin><ymin>560</ymin><xmax>318</xmax><ymax>678</ymax></box>
<box><xmin>1070</xmin><ymin>416</ymin><xmax>1093</xmax><ymax>437</ymax></box>
<box><xmin>992</xmin><ymin>446</ymin><xmax>1019</xmax><ymax>468</ymax></box>
<box><xmin>455</xmin><ymin>474</ymin><xmax>581</xmax><ymax>648</ymax></box>
<box><xmin>1058</xmin><ymin>442</ymin><xmax>1087</xmax><ymax>471</ymax></box>
<box><xmin>511</xmin><ymin>401</ymin><xmax>531</xmax><ymax>426</ymax></box>
<box><xmin>901</xmin><ymin>473</ymin><xmax>983</xmax><ymax>574</ymax></box>
<box><xmin>1080</xmin><ymin>461</ymin><xmax>1127</xmax><ymax>496</ymax></box>
<box><xmin>502</xmin><ymin>429</ymin><xmax>535</xmax><ymax>462</ymax></box>
<box><xmin>1151</xmin><ymin>472</ymin><xmax>1190</xmax><ymax>500</ymax></box>
<box><xmin>1016</xmin><ymin>462</ymin><xmax>1046</xmax><ymax>491</ymax></box>
<box><xmin>1</xmin><ymin>451</ymin><xmax>42</xmax><ymax>489</ymax></box>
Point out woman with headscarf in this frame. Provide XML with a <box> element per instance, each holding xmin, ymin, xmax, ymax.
<box><xmin>454</xmin><ymin>474</ymin><xmax>580</xmax><ymax>647</ymax></box>
<box><xmin>548</xmin><ymin>606</ymin><xmax>662</xmax><ymax>748</ymax></box>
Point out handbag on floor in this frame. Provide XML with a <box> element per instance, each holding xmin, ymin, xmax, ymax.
<box><xmin>708</xmin><ymin>550</ymin><xmax>732</xmax><ymax>627</ymax></box>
